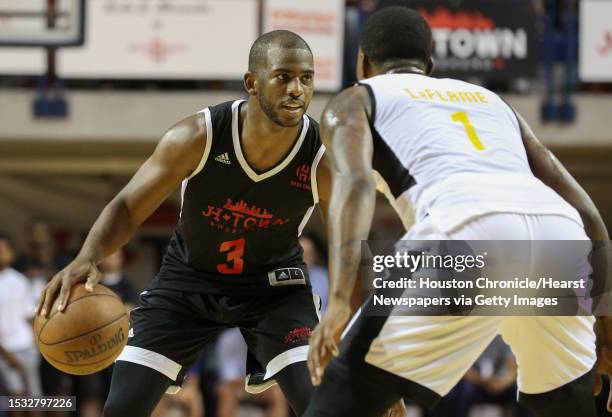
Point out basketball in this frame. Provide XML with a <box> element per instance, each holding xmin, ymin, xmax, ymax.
<box><xmin>34</xmin><ymin>283</ymin><xmax>130</xmax><ymax>375</ymax></box>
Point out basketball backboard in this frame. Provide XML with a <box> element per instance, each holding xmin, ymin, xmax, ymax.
<box><xmin>0</xmin><ymin>0</ymin><xmax>84</xmax><ymax>47</ymax></box>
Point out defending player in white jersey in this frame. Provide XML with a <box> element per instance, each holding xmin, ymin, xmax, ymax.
<box><xmin>304</xmin><ymin>7</ymin><xmax>612</xmax><ymax>417</ymax></box>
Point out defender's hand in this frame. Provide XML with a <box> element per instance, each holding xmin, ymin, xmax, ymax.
<box><xmin>594</xmin><ymin>316</ymin><xmax>612</xmax><ymax>411</ymax></box>
<box><xmin>35</xmin><ymin>258</ymin><xmax>102</xmax><ymax>317</ymax></box>
<box><xmin>307</xmin><ymin>301</ymin><xmax>351</xmax><ymax>386</ymax></box>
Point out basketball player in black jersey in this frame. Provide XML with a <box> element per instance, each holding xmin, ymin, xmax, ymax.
<box><xmin>305</xmin><ymin>7</ymin><xmax>612</xmax><ymax>417</ymax></box>
<box><xmin>35</xmin><ymin>30</ymin><xmax>331</xmax><ymax>417</ymax></box>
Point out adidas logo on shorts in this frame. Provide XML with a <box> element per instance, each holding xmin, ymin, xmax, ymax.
<box><xmin>215</xmin><ymin>152</ymin><xmax>231</xmax><ymax>165</ymax></box>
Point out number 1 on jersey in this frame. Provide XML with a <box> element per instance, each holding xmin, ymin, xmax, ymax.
<box><xmin>217</xmin><ymin>238</ymin><xmax>245</xmax><ymax>274</ymax></box>
<box><xmin>451</xmin><ymin>111</ymin><xmax>486</xmax><ymax>151</ymax></box>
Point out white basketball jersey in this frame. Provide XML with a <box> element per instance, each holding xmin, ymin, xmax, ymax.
<box><xmin>361</xmin><ymin>73</ymin><xmax>582</xmax><ymax>232</ymax></box>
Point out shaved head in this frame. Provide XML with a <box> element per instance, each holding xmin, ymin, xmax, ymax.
<box><xmin>248</xmin><ymin>30</ymin><xmax>312</xmax><ymax>73</ymax></box>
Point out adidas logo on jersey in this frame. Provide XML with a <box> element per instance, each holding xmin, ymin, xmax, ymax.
<box><xmin>215</xmin><ymin>152</ymin><xmax>231</xmax><ymax>165</ymax></box>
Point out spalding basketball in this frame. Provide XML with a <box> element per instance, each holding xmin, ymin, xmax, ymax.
<box><xmin>34</xmin><ymin>283</ymin><xmax>129</xmax><ymax>375</ymax></box>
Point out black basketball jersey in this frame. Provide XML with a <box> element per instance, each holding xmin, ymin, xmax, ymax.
<box><xmin>151</xmin><ymin>100</ymin><xmax>324</xmax><ymax>294</ymax></box>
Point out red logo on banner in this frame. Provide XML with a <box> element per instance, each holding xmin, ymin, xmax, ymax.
<box><xmin>128</xmin><ymin>38</ymin><xmax>187</xmax><ymax>63</ymax></box>
<box><xmin>419</xmin><ymin>7</ymin><xmax>494</xmax><ymax>30</ymax></box>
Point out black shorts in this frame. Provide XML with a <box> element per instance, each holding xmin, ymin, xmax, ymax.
<box><xmin>116</xmin><ymin>286</ymin><xmax>320</xmax><ymax>393</ymax></box>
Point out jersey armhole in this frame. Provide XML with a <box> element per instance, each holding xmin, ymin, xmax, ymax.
<box><xmin>357</xmin><ymin>82</ymin><xmax>377</xmax><ymax>124</ymax></box>
<box><xmin>310</xmin><ymin>144</ymin><xmax>326</xmax><ymax>204</ymax></box>
<box><xmin>499</xmin><ymin>95</ymin><xmax>523</xmax><ymax>139</ymax></box>
<box><xmin>186</xmin><ymin>107</ymin><xmax>213</xmax><ymax>180</ymax></box>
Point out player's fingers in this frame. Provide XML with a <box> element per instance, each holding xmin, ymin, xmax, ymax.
<box><xmin>85</xmin><ymin>266</ymin><xmax>101</xmax><ymax>292</ymax></box>
<box><xmin>322</xmin><ymin>333</ymin><xmax>338</xmax><ymax>359</ymax></box>
<box><xmin>594</xmin><ymin>372</ymin><xmax>602</xmax><ymax>396</ymax></box>
<box><xmin>35</xmin><ymin>287</ymin><xmax>47</xmax><ymax>315</ymax></box>
<box><xmin>308</xmin><ymin>331</ymin><xmax>322</xmax><ymax>385</ymax></box>
<box><xmin>329</xmin><ymin>336</ymin><xmax>340</xmax><ymax>357</ymax></box>
<box><xmin>607</xmin><ymin>377</ymin><xmax>612</xmax><ymax>412</ymax></box>
<box><xmin>41</xmin><ymin>281</ymin><xmax>60</xmax><ymax>317</ymax></box>
<box><xmin>57</xmin><ymin>278</ymin><xmax>74</xmax><ymax>312</ymax></box>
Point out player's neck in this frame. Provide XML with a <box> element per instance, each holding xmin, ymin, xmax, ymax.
<box><xmin>243</xmin><ymin>100</ymin><xmax>301</xmax><ymax>143</ymax></box>
<box><xmin>379</xmin><ymin>60</ymin><xmax>427</xmax><ymax>76</ymax></box>
<box><xmin>385</xmin><ymin>67</ymin><xmax>425</xmax><ymax>75</ymax></box>
<box><xmin>239</xmin><ymin>101</ymin><xmax>303</xmax><ymax>172</ymax></box>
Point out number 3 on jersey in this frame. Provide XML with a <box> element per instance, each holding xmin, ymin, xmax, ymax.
<box><xmin>217</xmin><ymin>238</ymin><xmax>245</xmax><ymax>274</ymax></box>
<box><xmin>452</xmin><ymin>111</ymin><xmax>486</xmax><ymax>151</ymax></box>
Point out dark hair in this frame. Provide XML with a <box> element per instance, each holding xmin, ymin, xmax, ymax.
<box><xmin>360</xmin><ymin>6</ymin><xmax>432</xmax><ymax>67</ymax></box>
<box><xmin>0</xmin><ymin>232</ymin><xmax>14</xmax><ymax>248</ymax></box>
<box><xmin>248</xmin><ymin>30</ymin><xmax>312</xmax><ymax>73</ymax></box>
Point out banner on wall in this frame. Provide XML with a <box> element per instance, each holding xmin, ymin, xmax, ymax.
<box><xmin>58</xmin><ymin>0</ymin><xmax>258</xmax><ymax>79</ymax></box>
<box><xmin>580</xmin><ymin>0</ymin><xmax>612</xmax><ymax>82</ymax></box>
<box><xmin>263</xmin><ymin>0</ymin><xmax>345</xmax><ymax>92</ymax></box>
<box><xmin>384</xmin><ymin>0</ymin><xmax>537</xmax><ymax>80</ymax></box>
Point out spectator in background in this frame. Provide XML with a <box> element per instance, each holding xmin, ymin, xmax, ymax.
<box><xmin>14</xmin><ymin>219</ymin><xmax>67</xmax><ymax>312</ymax></box>
<box><xmin>0</xmin><ymin>233</ymin><xmax>42</xmax><ymax>417</ymax></box>
<box><xmin>299</xmin><ymin>233</ymin><xmax>329</xmax><ymax>313</ymax></box>
<box><xmin>431</xmin><ymin>336</ymin><xmax>533</xmax><ymax>417</ymax></box>
<box><xmin>14</xmin><ymin>219</ymin><xmax>67</xmax><ymax>282</ymax></box>
<box><xmin>96</xmin><ymin>249</ymin><xmax>139</xmax><ymax>405</ymax></box>
<box><xmin>152</xmin><ymin>367</ymin><xmax>204</xmax><ymax>417</ymax></box>
<box><xmin>216</xmin><ymin>328</ymin><xmax>288</xmax><ymax>417</ymax></box>
<box><xmin>0</xmin><ymin>373</ymin><xmax>9</xmax><ymax>417</ymax></box>
<box><xmin>99</xmin><ymin>248</ymin><xmax>139</xmax><ymax>309</ymax></box>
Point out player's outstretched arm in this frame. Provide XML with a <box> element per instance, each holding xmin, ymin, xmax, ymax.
<box><xmin>517</xmin><ymin>111</ymin><xmax>612</xmax><ymax>409</ymax></box>
<box><xmin>36</xmin><ymin>113</ymin><xmax>207</xmax><ymax>317</ymax></box>
<box><xmin>308</xmin><ymin>85</ymin><xmax>376</xmax><ymax>385</ymax></box>
<box><xmin>517</xmin><ymin>111</ymin><xmax>608</xmax><ymax>241</ymax></box>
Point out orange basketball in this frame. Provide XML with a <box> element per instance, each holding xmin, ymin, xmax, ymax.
<box><xmin>34</xmin><ymin>283</ymin><xmax>130</xmax><ymax>375</ymax></box>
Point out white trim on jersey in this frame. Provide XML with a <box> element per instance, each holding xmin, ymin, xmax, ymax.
<box><xmin>179</xmin><ymin>179</ymin><xmax>188</xmax><ymax>220</ymax></box>
<box><xmin>298</xmin><ymin>206</ymin><xmax>314</xmax><ymax>237</ymax></box>
<box><xmin>231</xmin><ymin>100</ymin><xmax>309</xmax><ymax>182</ymax></box>
<box><xmin>297</xmin><ymin>144</ymin><xmax>326</xmax><ymax>236</ymax></box>
<box><xmin>373</xmin><ymin>170</ymin><xmax>416</xmax><ymax>231</ymax></box>
<box><xmin>310</xmin><ymin>145</ymin><xmax>325</xmax><ymax>204</ymax></box>
<box><xmin>244</xmin><ymin>376</ymin><xmax>277</xmax><ymax>395</ymax></box>
<box><xmin>116</xmin><ymin>345</ymin><xmax>182</xmax><ymax>381</ymax></box>
<box><xmin>262</xmin><ymin>345</ymin><xmax>309</xmax><ymax>380</ymax></box>
<box><xmin>187</xmin><ymin>107</ymin><xmax>213</xmax><ymax>180</ymax></box>
<box><xmin>180</xmin><ymin>108</ymin><xmax>213</xmax><ymax>219</ymax></box>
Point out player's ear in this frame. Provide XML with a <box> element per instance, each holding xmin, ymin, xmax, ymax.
<box><xmin>426</xmin><ymin>56</ymin><xmax>435</xmax><ymax>76</ymax></box>
<box><xmin>356</xmin><ymin>48</ymin><xmax>367</xmax><ymax>81</ymax></box>
<box><xmin>244</xmin><ymin>72</ymin><xmax>257</xmax><ymax>95</ymax></box>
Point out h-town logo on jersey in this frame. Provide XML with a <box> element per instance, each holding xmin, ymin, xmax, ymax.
<box><xmin>290</xmin><ymin>164</ymin><xmax>311</xmax><ymax>190</ymax></box>
<box><xmin>201</xmin><ymin>198</ymin><xmax>290</xmax><ymax>234</ymax></box>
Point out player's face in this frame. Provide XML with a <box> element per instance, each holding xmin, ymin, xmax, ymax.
<box><xmin>258</xmin><ymin>48</ymin><xmax>314</xmax><ymax>127</ymax></box>
<box><xmin>0</xmin><ymin>239</ymin><xmax>15</xmax><ymax>269</ymax></box>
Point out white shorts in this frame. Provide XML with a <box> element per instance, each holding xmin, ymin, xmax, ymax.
<box><xmin>363</xmin><ymin>213</ymin><xmax>596</xmax><ymax>396</ymax></box>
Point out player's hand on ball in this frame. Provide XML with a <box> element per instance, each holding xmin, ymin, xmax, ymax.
<box><xmin>307</xmin><ymin>301</ymin><xmax>351</xmax><ymax>385</ymax></box>
<box><xmin>594</xmin><ymin>316</ymin><xmax>612</xmax><ymax>411</ymax></box>
<box><xmin>35</xmin><ymin>257</ymin><xmax>102</xmax><ymax>317</ymax></box>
